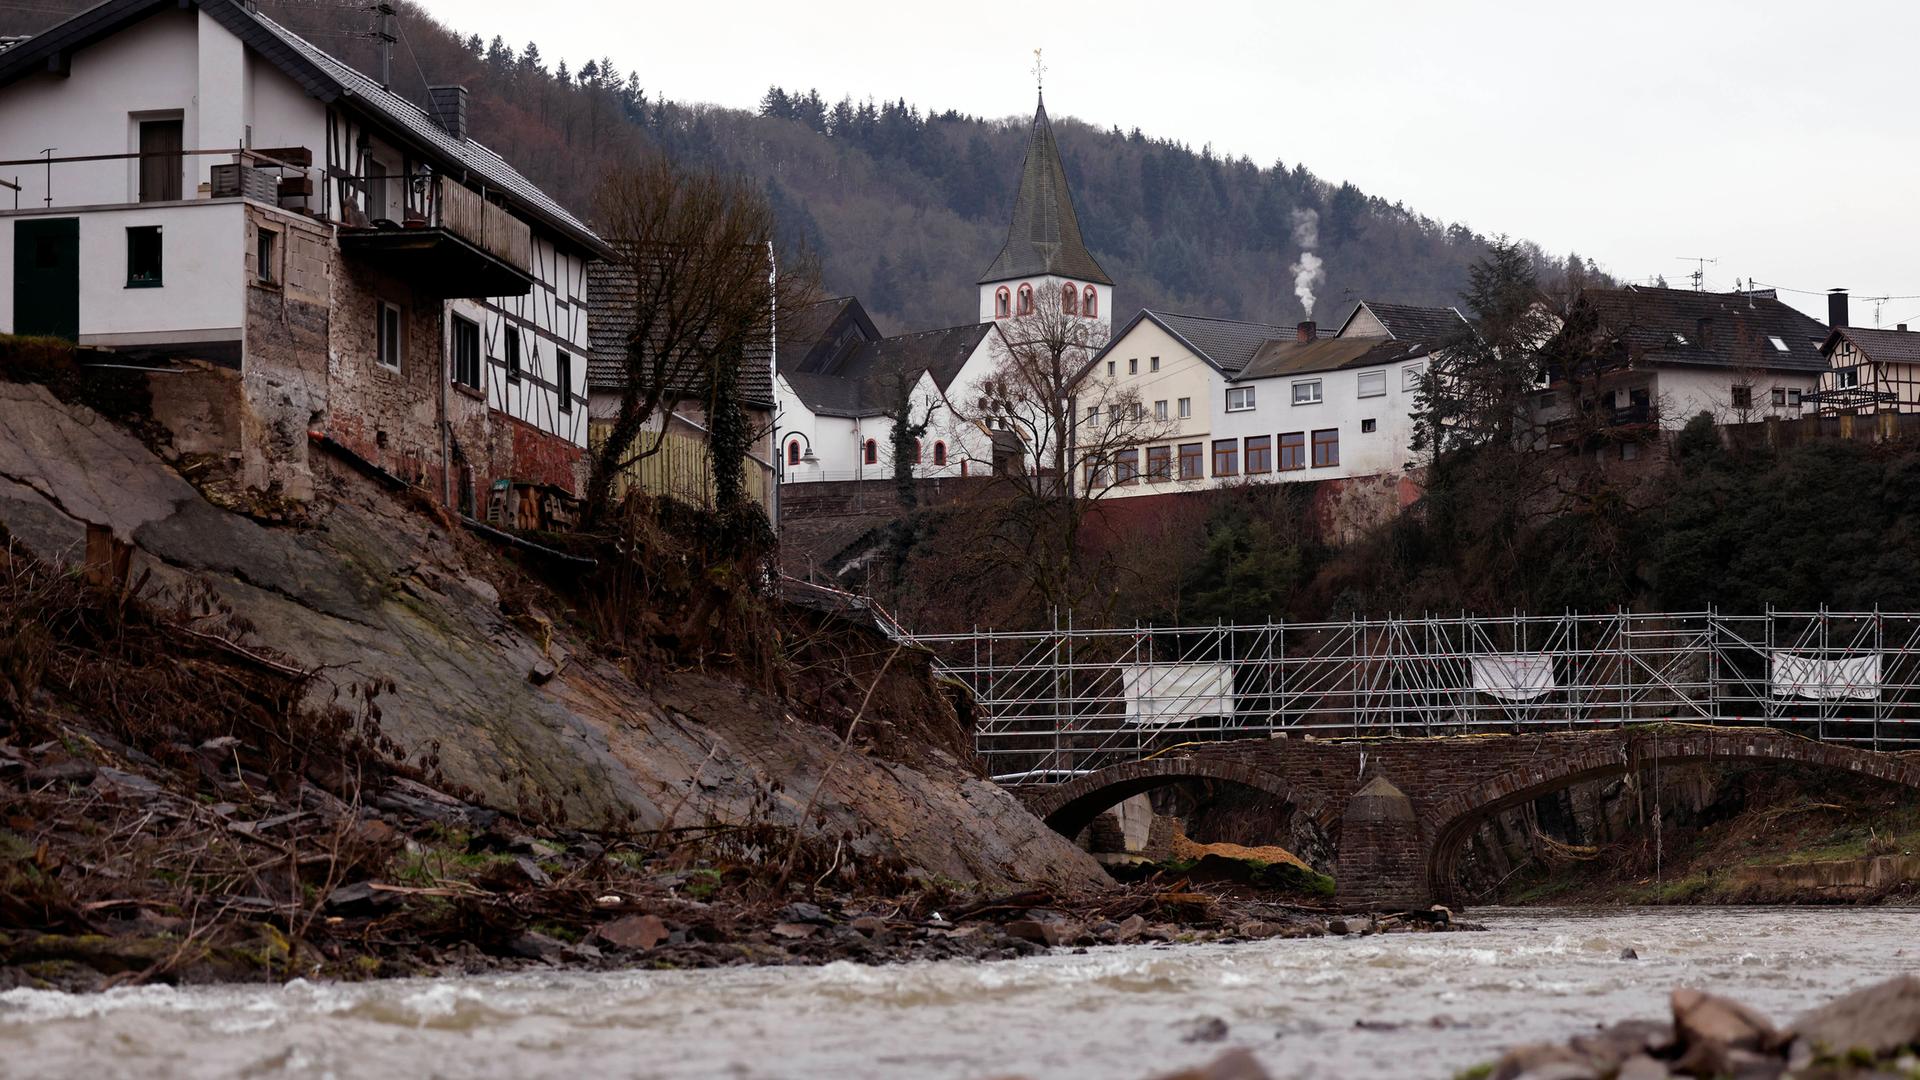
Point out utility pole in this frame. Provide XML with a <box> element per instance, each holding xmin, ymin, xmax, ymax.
<box><xmin>1676</xmin><ymin>256</ymin><xmax>1718</xmax><ymax>292</ymax></box>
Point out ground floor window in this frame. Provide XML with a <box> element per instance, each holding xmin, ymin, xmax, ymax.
<box><xmin>1279</xmin><ymin>432</ymin><xmax>1305</xmax><ymax>470</ymax></box>
<box><xmin>451</xmin><ymin>314</ymin><xmax>481</xmax><ymax>388</ymax></box>
<box><xmin>1114</xmin><ymin>447</ymin><xmax>1139</xmax><ymax>484</ymax></box>
<box><xmin>1146</xmin><ymin>445</ymin><xmax>1172</xmax><ymax>481</ymax></box>
<box><xmin>1312</xmin><ymin>428</ymin><xmax>1339</xmax><ymax>467</ymax></box>
<box><xmin>1177</xmin><ymin>442</ymin><xmax>1203</xmax><ymax>480</ymax></box>
<box><xmin>1244</xmin><ymin>435</ymin><xmax>1272</xmax><ymax>474</ymax></box>
<box><xmin>126</xmin><ymin>225</ymin><xmax>162</xmax><ymax>287</ymax></box>
<box><xmin>933</xmin><ymin>441</ymin><xmax>947</xmax><ymax>466</ymax></box>
<box><xmin>1212</xmin><ymin>438</ymin><xmax>1238</xmax><ymax>476</ymax></box>
<box><xmin>864</xmin><ymin>439</ymin><xmax>878</xmax><ymax>465</ymax></box>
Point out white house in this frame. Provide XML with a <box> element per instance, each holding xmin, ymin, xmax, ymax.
<box><xmin>0</xmin><ymin>0</ymin><xmax>605</xmax><ymax>517</ymax></box>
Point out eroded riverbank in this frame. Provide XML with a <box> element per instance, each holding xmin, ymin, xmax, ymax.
<box><xmin>4</xmin><ymin>907</ymin><xmax>1916</xmax><ymax>1080</ymax></box>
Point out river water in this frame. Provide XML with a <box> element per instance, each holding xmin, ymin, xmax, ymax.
<box><xmin>3</xmin><ymin>908</ymin><xmax>1916</xmax><ymax>1080</ymax></box>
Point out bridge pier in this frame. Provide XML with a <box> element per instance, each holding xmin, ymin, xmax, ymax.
<box><xmin>1334</xmin><ymin>775</ymin><xmax>1432</xmax><ymax>913</ymax></box>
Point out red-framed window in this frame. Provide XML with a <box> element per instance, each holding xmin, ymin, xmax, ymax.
<box><xmin>1279</xmin><ymin>432</ymin><xmax>1306</xmax><ymax>471</ymax></box>
<box><xmin>1062</xmin><ymin>282</ymin><xmax>1078</xmax><ymax>315</ymax></box>
<box><xmin>863</xmin><ymin>439</ymin><xmax>878</xmax><ymax>465</ymax></box>
<box><xmin>787</xmin><ymin>440</ymin><xmax>801</xmax><ymax>466</ymax></box>
<box><xmin>1245</xmin><ymin>435</ymin><xmax>1272</xmax><ymax>474</ymax></box>
<box><xmin>1212</xmin><ymin>438</ymin><xmax>1239</xmax><ymax>477</ymax></box>
<box><xmin>994</xmin><ymin>286</ymin><xmax>1010</xmax><ymax>319</ymax></box>
<box><xmin>1083</xmin><ymin>286</ymin><xmax>1097</xmax><ymax>317</ymax></box>
<box><xmin>1312</xmin><ymin>428</ymin><xmax>1339</xmax><ymax>467</ymax></box>
<box><xmin>1016</xmin><ymin>283</ymin><xmax>1034</xmax><ymax>315</ymax></box>
<box><xmin>913</xmin><ymin>439</ymin><xmax>923</xmax><ymax>464</ymax></box>
<box><xmin>933</xmin><ymin>441</ymin><xmax>947</xmax><ymax>466</ymax></box>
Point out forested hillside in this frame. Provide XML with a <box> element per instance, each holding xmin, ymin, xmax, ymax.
<box><xmin>0</xmin><ymin>0</ymin><xmax>1602</xmax><ymax>332</ymax></box>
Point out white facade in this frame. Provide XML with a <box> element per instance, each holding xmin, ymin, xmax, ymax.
<box><xmin>1074</xmin><ymin>317</ymin><xmax>1221</xmax><ymax>496</ymax></box>
<box><xmin>1218</xmin><ymin>357</ymin><xmax>1427</xmax><ymax>482</ymax></box>
<box><xmin>980</xmin><ymin>275</ymin><xmax>1112</xmax><ymax>334</ymax></box>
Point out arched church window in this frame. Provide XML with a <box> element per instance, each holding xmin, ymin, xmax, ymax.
<box><xmin>913</xmin><ymin>439</ymin><xmax>923</xmax><ymax>464</ymax></box>
<box><xmin>787</xmin><ymin>440</ymin><xmax>801</xmax><ymax>466</ymax></box>
<box><xmin>1084</xmin><ymin>286</ymin><xmax>1098</xmax><ymax>317</ymax></box>
<box><xmin>863</xmin><ymin>439</ymin><xmax>878</xmax><ymax>465</ymax></box>
<box><xmin>1062</xmin><ymin>283</ymin><xmax>1078</xmax><ymax>315</ymax></box>
<box><xmin>994</xmin><ymin>287</ymin><xmax>1010</xmax><ymax>319</ymax></box>
<box><xmin>1017</xmin><ymin>283</ymin><xmax>1034</xmax><ymax>316</ymax></box>
<box><xmin>933</xmin><ymin>441</ymin><xmax>948</xmax><ymax>466</ymax></box>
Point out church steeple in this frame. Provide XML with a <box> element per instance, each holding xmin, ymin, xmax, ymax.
<box><xmin>978</xmin><ymin>93</ymin><xmax>1112</xmax><ymax>288</ymax></box>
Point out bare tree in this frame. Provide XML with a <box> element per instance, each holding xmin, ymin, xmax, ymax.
<box><xmin>963</xmin><ymin>286</ymin><xmax>1172</xmax><ymax>612</ymax></box>
<box><xmin>874</xmin><ymin>358</ymin><xmax>940</xmax><ymax>510</ymax></box>
<box><xmin>584</xmin><ymin>157</ymin><xmax>813</xmax><ymax>525</ymax></box>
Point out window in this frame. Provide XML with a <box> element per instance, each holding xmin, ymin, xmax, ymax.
<box><xmin>1212</xmin><ymin>438</ymin><xmax>1238</xmax><ymax>476</ymax></box>
<box><xmin>1361</xmin><ymin>418</ymin><xmax>1377</xmax><ymax>433</ymax></box>
<box><xmin>1245</xmin><ymin>435</ymin><xmax>1272</xmax><ymax>474</ymax></box>
<box><xmin>1769</xmin><ymin>336</ymin><xmax>1789</xmax><ymax>353</ymax></box>
<box><xmin>1062</xmin><ymin>283</ymin><xmax>1078</xmax><ymax>315</ymax></box>
<box><xmin>451</xmin><ymin>314</ymin><xmax>481</xmax><ymax>388</ymax></box>
<box><xmin>1279</xmin><ymin>432</ymin><xmax>1306</xmax><ymax>471</ymax></box>
<box><xmin>994</xmin><ymin>286</ymin><xmax>1010</xmax><ymax>319</ymax></box>
<box><xmin>137</xmin><ymin>117</ymin><xmax>182</xmax><ymax>203</ymax></box>
<box><xmin>1146</xmin><ymin>444</ymin><xmax>1172</xmax><ymax>481</ymax></box>
<box><xmin>1084</xmin><ymin>286</ymin><xmax>1097</xmax><ymax>317</ymax></box>
<box><xmin>125</xmin><ymin>225</ymin><xmax>162</xmax><ymax>287</ymax></box>
<box><xmin>1129</xmin><ymin>357</ymin><xmax>1138</xmax><ymax>375</ymax></box>
<box><xmin>1787</xmin><ymin>388</ymin><xmax>1802</xmax><ymax>407</ymax></box>
<box><xmin>1177</xmin><ymin>397</ymin><xmax>1192</xmax><ymax>419</ymax></box>
<box><xmin>1083</xmin><ymin>454</ymin><xmax>1109</xmax><ymax>489</ymax></box>
<box><xmin>1150</xmin><ymin>356</ymin><xmax>1159</xmax><ymax>372</ymax></box>
<box><xmin>1107</xmin><ymin>360</ymin><xmax>1116</xmax><ymax>377</ymax></box>
<box><xmin>1771</xmin><ymin>387</ymin><xmax>1786</xmax><ymax>407</ymax></box>
<box><xmin>1838</xmin><ymin>366</ymin><xmax>1860</xmax><ymax>389</ymax></box>
<box><xmin>788</xmin><ymin>440</ymin><xmax>802</xmax><ymax>466</ymax></box>
<box><xmin>1311</xmin><ymin>428</ymin><xmax>1340</xmax><ymax>468</ymax></box>
<box><xmin>863</xmin><ymin>439</ymin><xmax>878</xmax><ymax>465</ymax></box>
<box><xmin>1357</xmin><ymin>370</ymin><xmax>1387</xmax><ymax>398</ymax></box>
<box><xmin>1087</xmin><ymin>404</ymin><xmax>1099</xmax><ymax>425</ymax></box>
<box><xmin>557</xmin><ymin>350</ymin><xmax>572</xmax><ymax>412</ymax></box>
<box><xmin>1017</xmin><ymin>283</ymin><xmax>1033</xmax><ymax>315</ymax></box>
<box><xmin>933</xmin><ymin>441</ymin><xmax>947</xmax><ymax>466</ymax></box>
<box><xmin>1177</xmin><ymin>442</ymin><xmax>1203</xmax><ymax>480</ymax></box>
<box><xmin>255</xmin><ymin>228</ymin><xmax>277</xmax><ymax>285</ymax></box>
<box><xmin>1226</xmin><ymin>386</ymin><xmax>1255</xmax><ymax>412</ymax></box>
<box><xmin>376</xmin><ymin>301</ymin><xmax>403</xmax><ymax>371</ymax></box>
<box><xmin>505</xmin><ymin>330</ymin><xmax>522</xmax><ymax>383</ymax></box>
<box><xmin>1154</xmin><ymin>399</ymin><xmax>1168</xmax><ymax>421</ymax></box>
<box><xmin>1403</xmin><ymin>364</ymin><xmax>1425</xmax><ymax>392</ymax></box>
<box><xmin>1114</xmin><ymin>447</ymin><xmax>1139</xmax><ymax>484</ymax></box>
<box><xmin>1730</xmin><ymin>384</ymin><xmax>1752</xmax><ymax>409</ymax></box>
<box><xmin>1292</xmin><ymin>379</ymin><xmax>1322</xmax><ymax>405</ymax></box>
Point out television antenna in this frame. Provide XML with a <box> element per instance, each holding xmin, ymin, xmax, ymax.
<box><xmin>1676</xmin><ymin>256</ymin><xmax>1718</xmax><ymax>291</ymax></box>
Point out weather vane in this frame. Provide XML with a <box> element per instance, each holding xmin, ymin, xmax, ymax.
<box><xmin>1032</xmin><ymin>48</ymin><xmax>1045</xmax><ymax>92</ymax></box>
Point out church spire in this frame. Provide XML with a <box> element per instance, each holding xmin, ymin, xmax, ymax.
<box><xmin>978</xmin><ymin>93</ymin><xmax>1112</xmax><ymax>287</ymax></box>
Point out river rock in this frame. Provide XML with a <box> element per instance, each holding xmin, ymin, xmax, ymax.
<box><xmin>594</xmin><ymin>914</ymin><xmax>668</xmax><ymax>951</ymax></box>
<box><xmin>777</xmin><ymin>902</ymin><xmax>829</xmax><ymax>925</ymax></box>
<box><xmin>770</xmin><ymin>922</ymin><xmax>818</xmax><ymax>940</ymax></box>
<box><xmin>1570</xmin><ymin>1019</ymin><xmax>1673</xmax><ymax>1068</ymax></box>
<box><xmin>1179</xmin><ymin>1016</ymin><xmax>1229</xmax><ymax>1043</ymax></box>
<box><xmin>1613</xmin><ymin>1055</ymin><xmax>1669</xmax><ymax>1080</ymax></box>
<box><xmin>505</xmin><ymin>932</ymin><xmax>566</xmax><ymax>962</ymax></box>
<box><xmin>1791</xmin><ymin>975</ymin><xmax>1920</xmax><ymax>1057</ymax></box>
<box><xmin>1151</xmin><ymin>1048</ymin><xmax>1270</xmax><ymax>1079</ymax></box>
<box><xmin>849</xmin><ymin>916</ymin><xmax>889</xmax><ymax>939</ymax></box>
<box><xmin>1671</xmin><ymin>987</ymin><xmax>1776</xmax><ymax>1049</ymax></box>
<box><xmin>1490</xmin><ymin>1043</ymin><xmax>1600</xmax><ymax>1080</ymax></box>
<box><xmin>1004</xmin><ymin>919</ymin><xmax>1068</xmax><ymax>947</ymax></box>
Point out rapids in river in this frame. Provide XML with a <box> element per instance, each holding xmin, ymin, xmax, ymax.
<box><xmin>4</xmin><ymin>907</ymin><xmax>1916</xmax><ymax>1079</ymax></box>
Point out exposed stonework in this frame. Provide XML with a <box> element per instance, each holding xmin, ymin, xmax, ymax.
<box><xmin>1016</xmin><ymin>727</ymin><xmax>1920</xmax><ymax>912</ymax></box>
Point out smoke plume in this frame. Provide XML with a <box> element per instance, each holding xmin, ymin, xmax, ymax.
<box><xmin>1289</xmin><ymin>208</ymin><xmax>1325</xmax><ymax>318</ymax></box>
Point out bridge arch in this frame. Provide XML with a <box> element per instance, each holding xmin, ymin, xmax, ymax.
<box><xmin>1424</xmin><ymin>728</ymin><xmax>1920</xmax><ymax>905</ymax></box>
<box><xmin>1022</xmin><ymin>757</ymin><xmax>1318</xmax><ymax>840</ymax></box>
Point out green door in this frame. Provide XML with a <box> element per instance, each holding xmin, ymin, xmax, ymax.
<box><xmin>14</xmin><ymin>217</ymin><xmax>79</xmax><ymax>341</ymax></box>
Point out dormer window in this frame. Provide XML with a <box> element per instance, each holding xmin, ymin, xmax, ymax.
<box><xmin>1017</xmin><ymin>283</ymin><xmax>1034</xmax><ymax>316</ymax></box>
<box><xmin>994</xmin><ymin>286</ymin><xmax>1010</xmax><ymax>319</ymax></box>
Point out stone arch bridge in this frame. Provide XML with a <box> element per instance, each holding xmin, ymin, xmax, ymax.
<box><xmin>1011</xmin><ymin>727</ymin><xmax>1920</xmax><ymax>912</ymax></box>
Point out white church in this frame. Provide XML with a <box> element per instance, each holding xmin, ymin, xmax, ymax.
<box><xmin>775</xmin><ymin>92</ymin><xmax>1113</xmax><ymax>483</ymax></box>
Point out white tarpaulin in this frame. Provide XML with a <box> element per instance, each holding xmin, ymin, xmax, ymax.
<box><xmin>1770</xmin><ymin>653</ymin><xmax>1881</xmax><ymax>700</ymax></box>
<box><xmin>1470</xmin><ymin>653</ymin><xmax>1556</xmax><ymax>701</ymax></box>
<box><xmin>1122</xmin><ymin>663</ymin><xmax>1234</xmax><ymax>726</ymax></box>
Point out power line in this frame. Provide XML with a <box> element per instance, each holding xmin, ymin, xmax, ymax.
<box><xmin>1748</xmin><ymin>280</ymin><xmax>1920</xmax><ymax>302</ymax></box>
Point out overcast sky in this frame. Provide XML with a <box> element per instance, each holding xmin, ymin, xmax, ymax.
<box><xmin>422</xmin><ymin>0</ymin><xmax>1916</xmax><ymax>326</ymax></box>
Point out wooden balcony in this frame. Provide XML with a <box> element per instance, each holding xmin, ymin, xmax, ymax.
<box><xmin>338</xmin><ymin>178</ymin><xmax>533</xmax><ymax>298</ymax></box>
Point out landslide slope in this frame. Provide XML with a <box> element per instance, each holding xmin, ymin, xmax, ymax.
<box><xmin>0</xmin><ymin>381</ymin><xmax>1103</xmax><ymax>892</ymax></box>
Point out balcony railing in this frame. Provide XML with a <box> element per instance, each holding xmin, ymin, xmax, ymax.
<box><xmin>338</xmin><ymin>175</ymin><xmax>532</xmax><ymax>298</ymax></box>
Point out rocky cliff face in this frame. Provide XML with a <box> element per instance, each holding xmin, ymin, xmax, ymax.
<box><xmin>0</xmin><ymin>381</ymin><xmax>1104</xmax><ymax>893</ymax></box>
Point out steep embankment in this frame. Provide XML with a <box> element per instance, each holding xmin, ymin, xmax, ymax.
<box><xmin>0</xmin><ymin>380</ymin><xmax>1102</xmax><ymax>893</ymax></box>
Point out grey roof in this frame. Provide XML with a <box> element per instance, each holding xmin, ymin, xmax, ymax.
<box><xmin>783</xmin><ymin>369</ymin><xmax>881</xmax><ymax>418</ymax></box>
<box><xmin>1237</xmin><ymin>337</ymin><xmax>1431</xmax><ymax>382</ymax></box>
<box><xmin>586</xmin><ymin>252</ymin><xmax>775</xmax><ymax>407</ymax></box>
<box><xmin>978</xmin><ymin>94</ymin><xmax>1112</xmax><ymax>287</ymax></box>
<box><xmin>781</xmin><ymin>322</ymin><xmax>996</xmax><ymax>418</ymax></box>
<box><xmin>0</xmin><ymin>0</ymin><xmax>604</xmax><ymax>257</ymax></box>
<box><xmin>1340</xmin><ymin>300</ymin><xmax>1471</xmax><ymax>342</ymax></box>
<box><xmin>1823</xmin><ymin>326</ymin><xmax>1920</xmax><ymax>366</ymax></box>
<box><xmin>1097</xmin><ymin>309</ymin><xmax>1302</xmax><ymax>377</ymax></box>
<box><xmin>1577</xmin><ymin>285</ymin><xmax>1830</xmax><ymax>374</ymax></box>
<box><xmin>776</xmin><ymin>296</ymin><xmax>879</xmax><ymax>375</ymax></box>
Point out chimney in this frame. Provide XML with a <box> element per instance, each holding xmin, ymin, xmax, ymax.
<box><xmin>1828</xmin><ymin>288</ymin><xmax>1850</xmax><ymax>329</ymax></box>
<box><xmin>428</xmin><ymin>86</ymin><xmax>470</xmax><ymax>141</ymax></box>
<box><xmin>1295</xmin><ymin>320</ymin><xmax>1317</xmax><ymax>343</ymax></box>
<box><xmin>374</xmin><ymin>2</ymin><xmax>395</xmax><ymax>90</ymax></box>
<box><xmin>1900</xmin><ymin>324</ymin><xmax>1910</xmax><ymax>333</ymax></box>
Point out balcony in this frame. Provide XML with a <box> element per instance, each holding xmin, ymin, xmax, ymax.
<box><xmin>337</xmin><ymin>178</ymin><xmax>532</xmax><ymax>299</ymax></box>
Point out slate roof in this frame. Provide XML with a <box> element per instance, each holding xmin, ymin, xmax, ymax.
<box><xmin>1341</xmin><ymin>300</ymin><xmax>1471</xmax><ymax>342</ymax></box>
<box><xmin>1236</xmin><ymin>337</ymin><xmax>1432</xmax><ymax>382</ymax></box>
<box><xmin>1097</xmin><ymin>309</ymin><xmax>1304</xmax><ymax>377</ymax></box>
<box><xmin>776</xmin><ymin>297</ymin><xmax>864</xmax><ymax>372</ymax></box>
<box><xmin>1823</xmin><ymin>326</ymin><xmax>1920</xmax><ymax>367</ymax></box>
<box><xmin>0</xmin><ymin>0</ymin><xmax>605</xmax><ymax>256</ymax></box>
<box><xmin>781</xmin><ymin>322</ymin><xmax>996</xmax><ymax>417</ymax></box>
<box><xmin>782</xmin><ymin>370</ymin><xmax>880</xmax><ymax>418</ymax></box>
<box><xmin>978</xmin><ymin>94</ymin><xmax>1112</xmax><ymax>287</ymax></box>
<box><xmin>1578</xmin><ymin>286</ymin><xmax>1829</xmax><ymax>374</ymax></box>
<box><xmin>585</xmin><ymin>252</ymin><xmax>776</xmax><ymax>407</ymax></box>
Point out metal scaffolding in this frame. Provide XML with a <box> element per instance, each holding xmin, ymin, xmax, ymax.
<box><xmin>911</xmin><ymin>608</ymin><xmax>1920</xmax><ymax>782</ymax></box>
